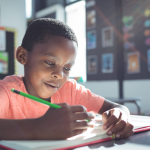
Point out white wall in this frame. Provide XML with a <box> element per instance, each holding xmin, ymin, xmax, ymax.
<box><xmin>80</xmin><ymin>80</ymin><xmax>150</xmax><ymax>115</ymax></box>
<box><xmin>0</xmin><ymin>0</ymin><xmax>26</xmax><ymax>75</ymax></box>
<box><xmin>80</xmin><ymin>80</ymin><xmax>119</xmax><ymax>98</ymax></box>
<box><xmin>124</xmin><ymin>80</ymin><xmax>150</xmax><ymax>115</ymax></box>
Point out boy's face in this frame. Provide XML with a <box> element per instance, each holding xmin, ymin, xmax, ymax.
<box><xmin>23</xmin><ymin>36</ymin><xmax>77</xmax><ymax>100</ymax></box>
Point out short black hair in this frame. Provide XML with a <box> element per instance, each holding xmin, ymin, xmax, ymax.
<box><xmin>21</xmin><ymin>18</ymin><xmax>78</xmax><ymax>51</ymax></box>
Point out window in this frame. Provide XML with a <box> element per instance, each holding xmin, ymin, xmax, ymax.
<box><xmin>25</xmin><ymin>0</ymin><xmax>32</xmax><ymax>18</ymax></box>
<box><xmin>65</xmin><ymin>1</ymin><xmax>86</xmax><ymax>81</ymax></box>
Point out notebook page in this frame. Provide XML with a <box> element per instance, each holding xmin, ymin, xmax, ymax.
<box><xmin>130</xmin><ymin>115</ymin><xmax>150</xmax><ymax>129</ymax></box>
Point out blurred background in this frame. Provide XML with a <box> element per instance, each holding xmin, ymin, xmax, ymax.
<box><xmin>0</xmin><ymin>0</ymin><xmax>150</xmax><ymax>116</ymax></box>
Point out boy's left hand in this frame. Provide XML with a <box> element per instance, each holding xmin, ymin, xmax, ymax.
<box><xmin>102</xmin><ymin>108</ymin><xmax>134</xmax><ymax>139</ymax></box>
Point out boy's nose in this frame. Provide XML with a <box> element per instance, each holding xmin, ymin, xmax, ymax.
<box><xmin>51</xmin><ymin>69</ymin><xmax>63</xmax><ymax>79</ymax></box>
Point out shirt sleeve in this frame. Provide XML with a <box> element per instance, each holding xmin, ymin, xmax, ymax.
<box><xmin>0</xmin><ymin>84</ymin><xmax>10</xmax><ymax>119</ymax></box>
<box><xmin>66</xmin><ymin>80</ymin><xmax>104</xmax><ymax>114</ymax></box>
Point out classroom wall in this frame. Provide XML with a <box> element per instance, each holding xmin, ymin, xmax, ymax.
<box><xmin>81</xmin><ymin>80</ymin><xmax>150</xmax><ymax>115</ymax></box>
<box><xmin>80</xmin><ymin>80</ymin><xmax>119</xmax><ymax>98</ymax></box>
<box><xmin>124</xmin><ymin>80</ymin><xmax>150</xmax><ymax>115</ymax></box>
<box><xmin>0</xmin><ymin>0</ymin><xmax>26</xmax><ymax>75</ymax></box>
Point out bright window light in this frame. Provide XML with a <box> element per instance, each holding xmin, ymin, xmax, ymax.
<box><xmin>26</xmin><ymin>0</ymin><xmax>32</xmax><ymax>18</ymax></box>
<box><xmin>65</xmin><ymin>1</ymin><xmax>86</xmax><ymax>81</ymax></box>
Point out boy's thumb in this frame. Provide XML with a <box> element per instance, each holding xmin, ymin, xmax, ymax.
<box><xmin>102</xmin><ymin>111</ymin><xmax>110</xmax><ymax>123</ymax></box>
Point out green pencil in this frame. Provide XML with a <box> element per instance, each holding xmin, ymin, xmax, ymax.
<box><xmin>11</xmin><ymin>88</ymin><xmax>61</xmax><ymax>109</ymax></box>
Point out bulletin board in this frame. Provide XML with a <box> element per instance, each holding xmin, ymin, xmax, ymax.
<box><xmin>86</xmin><ymin>0</ymin><xmax>150</xmax><ymax>81</ymax></box>
<box><xmin>86</xmin><ymin>0</ymin><xmax>121</xmax><ymax>81</ymax></box>
<box><xmin>0</xmin><ymin>27</ymin><xmax>16</xmax><ymax>79</ymax></box>
<box><xmin>122</xmin><ymin>0</ymin><xmax>150</xmax><ymax>80</ymax></box>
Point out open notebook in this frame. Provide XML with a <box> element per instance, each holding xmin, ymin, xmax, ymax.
<box><xmin>0</xmin><ymin>115</ymin><xmax>150</xmax><ymax>150</ymax></box>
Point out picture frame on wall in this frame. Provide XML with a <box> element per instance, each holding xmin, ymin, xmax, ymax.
<box><xmin>86</xmin><ymin>10</ymin><xmax>96</xmax><ymax>29</ymax></box>
<box><xmin>102</xmin><ymin>27</ymin><xmax>114</xmax><ymax>48</ymax></box>
<box><xmin>0</xmin><ymin>52</ymin><xmax>8</xmax><ymax>74</ymax></box>
<box><xmin>87</xmin><ymin>55</ymin><xmax>98</xmax><ymax>75</ymax></box>
<box><xmin>102</xmin><ymin>53</ymin><xmax>113</xmax><ymax>73</ymax></box>
<box><xmin>0</xmin><ymin>29</ymin><xmax>6</xmax><ymax>51</ymax></box>
<box><xmin>87</xmin><ymin>30</ymin><xmax>97</xmax><ymax>50</ymax></box>
<box><xmin>127</xmin><ymin>51</ymin><xmax>140</xmax><ymax>74</ymax></box>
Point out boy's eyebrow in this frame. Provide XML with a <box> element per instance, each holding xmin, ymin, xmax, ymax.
<box><xmin>43</xmin><ymin>53</ymin><xmax>75</xmax><ymax>65</ymax></box>
<box><xmin>44</xmin><ymin>53</ymin><xmax>60</xmax><ymax>61</ymax></box>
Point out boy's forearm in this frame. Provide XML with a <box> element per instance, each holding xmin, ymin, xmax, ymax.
<box><xmin>0</xmin><ymin>118</ymin><xmax>37</xmax><ymax>140</ymax></box>
<box><xmin>99</xmin><ymin>99</ymin><xmax>130</xmax><ymax>117</ymax></box>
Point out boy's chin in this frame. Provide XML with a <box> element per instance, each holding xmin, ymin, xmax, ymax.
<box><xmin>38</xmin><ymin>91</ymin><xmax>56</xmax><ymax>101</ymax></box>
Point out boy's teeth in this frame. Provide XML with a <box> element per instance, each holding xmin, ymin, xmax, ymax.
<box><xmin>50</xmin><ymin>85</ymin><xmax>55</xmax><ymax>87</ymax></box>
<box><xmin>47</xmin><ymin>84</ymin><xmax>55</xmax><ymax>88</ymax></box>
<box><xmin>45</xmin><ymin>82</ymin><xmax>58</xmax><ymax>88</ymax></box>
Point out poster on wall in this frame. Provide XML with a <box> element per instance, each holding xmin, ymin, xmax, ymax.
<box><xmin>127</xmin><ymin>52</ymin><xmax>140</xmax><ymax>74</ymax></box>
<box><xmin>147</xmin><ymin>49</ymin><xmax>150</xmax><ymax>72</ymax></box>
<box><xmin>102</xmin><ymin>53</ymin><xmax>113</xmax><ymax>73</ymax></box>
<box><xmin>102</xmin><ymin>27</ymin><xmax>113</xmax><ymax>48</ymax></box>
<box><xmin>87</xmin><ymin>55</ymin><xmax>97</xmax><ymax>74</ymax></box>
<box><xmin>0</xmin><ymin>30</ymin><xmax>6</xmax><ymax>51</ymax></box>
<box><xmin>87</xmin><ymin>30</ymin><xmax>96</xmax><ymax>50</ymax></box>
<box><xmin>86</xmin><ymin>10</ymin><xmax>96</xmax><ymax>29</ymax></box>
<box><xmin>0</xmin><ymin>52</ymin><xmax>8</xmax><ymax>74</ymax></box>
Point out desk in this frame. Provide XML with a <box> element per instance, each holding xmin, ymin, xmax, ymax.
<box><xmin>73</xmin><ymin>115</ymin><xmax>150</xmax><ymax>150</ymax></box>
<box><xmin>107</xmin><ymin>98</ymin><xmax>142</xmax><ymax>115</ymax></box>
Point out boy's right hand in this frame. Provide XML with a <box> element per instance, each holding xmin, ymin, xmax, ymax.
<box><xmin>34</xmin><ymin>103</ymin><xmax>95</xmax><ymax>140</ymax></box>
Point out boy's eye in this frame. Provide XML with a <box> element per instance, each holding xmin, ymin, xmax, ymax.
<box><xmin>64</xmin><ymin>67</ymin><xmax>71</xmax><ymax>71</ymax></box>
<box><xmin>45</xmin><ymin>61</ymin><xmax>55</xmax><ymax>66</ymax></box>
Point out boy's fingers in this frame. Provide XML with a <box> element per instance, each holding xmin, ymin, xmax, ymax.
<box><xmin>103</xmin><ymin>109</ymin><xmax>121</xmax><ymax>130</ymax></box>
<box><xmin>107</xmin><ymin>120</ymin><xmax>126</xmax><ymax>136</ymax></box>
<box><xmin>123</xmin><ymin>129</ymin><xmax>134</xmax><ymax>139</ymax></box>
<box><xmin>102</xmin><ymin>108</ymin><xmax>120</xmax><ymax>123</ymax></box>
<box><xmin>73</xmin><ymin>112</ymin><xmax>95</xmax><ymax>121</ymax></box>
<box><xmin>110</xmin><ymin>108</ymin><xmax>121</xmax><ymax>119</ymax></box>
<box><xmin>115</xmin><ymin>123</ymin><xmax>134</xmax><ymax>139</ymax></box>
<box><xmin>55</xmin><ymin>103</ymin><xmax>69</xmax><ymax>107</ymax></box>
<box><xmin>54</xmin><ymin>103</ymin><xmax>87</xmax><ymax>113</ymax></box>
<box><xmin>71</xmin><ymin>105</ymin><xmax>87</xmax><ymax>113</ymax></box>
<box><xmin>102</xmin><ymin>111</ymin><xmax>110</xmax><ymax>123</ymax></box>
<box><xmin>107</xmin><ymin>114</ymin><xmax>128</xmax><ymax>135</ymax></box>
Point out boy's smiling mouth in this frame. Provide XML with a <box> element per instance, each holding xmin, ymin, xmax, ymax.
<box><xmin>44</xmin><ymin>82</ymin><xmax>59</xmax><ymax>92</ymax></box>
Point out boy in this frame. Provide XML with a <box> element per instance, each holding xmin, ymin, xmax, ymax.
<box><xmin>0</xmin><ymin>18</ymin><xmax>133</xmax><ymax>140</ymax></box>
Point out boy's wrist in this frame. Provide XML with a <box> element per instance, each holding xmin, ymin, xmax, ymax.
<box><xmin>30</xmin><ymin>118</ymin><xmax>41</xmax><ymax>140</ymax></box>
<box><xmin>16</xmin><ymin>118</ymin><xmax>41</xmax><ymax>140</ymax></box>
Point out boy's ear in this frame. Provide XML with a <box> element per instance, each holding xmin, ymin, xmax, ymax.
<box><xmin>16</xmin><ymin>46</ymin><xmax>28</xmax><ymax>65</ymax></box>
